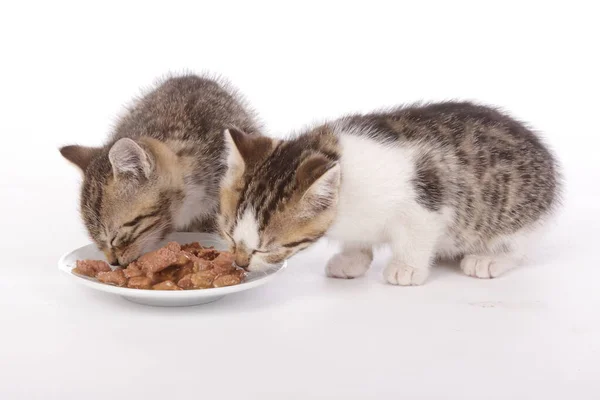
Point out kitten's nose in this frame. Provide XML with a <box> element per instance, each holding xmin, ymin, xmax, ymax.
<box><xmin>115</xmin><ymin>249</ymin><xmax>137</xmax><ymax>267</ymax></box>
<box><xmin>103</xmin><ymin>249</ymin><xmax>119</xmax><ymax>266</ymax></box>
<box><xmin>234</xmin><ymin>252</ymin><xmax>250</xmax><ymax>269</ymax></box>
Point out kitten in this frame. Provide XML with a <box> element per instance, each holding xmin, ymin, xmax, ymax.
<box><xmin>60</xmin><ymin>74</ymin><xmax>261</xmax><ymax>266</ymax></box>
<box><xmin>218</xmin><ymin>102</ymin><xmax>560</xmax><ymax>285</ymax></box>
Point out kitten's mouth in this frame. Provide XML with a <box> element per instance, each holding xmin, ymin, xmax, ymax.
<box><xmin>246</xmin><ymin>262</ymin><xmax>277</xmax><ymax>273</ymax></box>
<box><xmin>233</xmin><ymin>262</ymin><xmax>249</xmax><ymax>272</ymax></box>
<box><xmin>103</xmin><ymin>249</ymin><xmax>119</xmax><ymax>266</ymax></box>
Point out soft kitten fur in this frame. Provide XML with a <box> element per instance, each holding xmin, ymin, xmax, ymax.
<box><xmin>60</xmin><ymin>74</ymin><xmax>261</xmax><ymax>266</ymax></box>
<box><xmin>219</xmin><ymin>102</ymin><xmax>560</xmax><ymax>285</ymax></box>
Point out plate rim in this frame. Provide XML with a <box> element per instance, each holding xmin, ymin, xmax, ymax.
<box><xmin>57</xmin><ymin>232</ymin><xmax>287</xmax><ymax>299</ymax></box>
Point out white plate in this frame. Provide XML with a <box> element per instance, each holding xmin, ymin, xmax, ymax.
<box><xmin>58</xmin><ymin>232</ymin><xmax>287</xmax><ymax>307</ymax></box>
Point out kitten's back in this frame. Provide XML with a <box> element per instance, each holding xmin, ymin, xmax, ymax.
<box><xmin>333</xmin><ymin>102</ymin><xmax>560</xmax><ymax>253</ymax></box>
<box><xmin>113</xmin><ymin>75</ymin><xmax>260</xmax><ymax>144</ymax></box>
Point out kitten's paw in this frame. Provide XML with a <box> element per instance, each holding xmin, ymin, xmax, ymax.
<box><xmin>326</xmin><ymin>251</ymin><xmax>371</xmax><ymax>279</ymax></box>
<box><xmin>383</xmin><ymin>262</ymin><xmax>429</xmax><ymax>286</ymax></box>
<box><xmin>460</xmin><ymin>255</ymin><xmax>514</xmax><ymax>279</ymax></box>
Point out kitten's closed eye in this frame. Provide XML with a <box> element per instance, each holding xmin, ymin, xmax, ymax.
<box><xmin>109</xmin><ymin>211</ymin><xmax>163</xmax><ymax>250</ymax></box>
<box><xmin>122</xmin><ymin>209</ymin><xmax>162</xmax><ymax>227</ymax></box>
<box><xmin>281</xmin><ymin>237</ymin><xmax>318</xmax><ymax>248</ymax></box>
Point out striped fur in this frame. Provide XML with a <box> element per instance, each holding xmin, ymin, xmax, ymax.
<box><xmin>219</xmin><ymin>102</ymin><xmax>560</xmax><ymax>285</ymax></box>
<box><xmin>61</xmin><ymin>74</ymin><xmax>261</xmax><ymax>265</ymax></box>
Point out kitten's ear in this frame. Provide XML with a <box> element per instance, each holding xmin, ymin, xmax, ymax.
<box><xmin>296</xmin><ymin>154</ymin><xmax>341</xmax><ymax>214</ymax></box>
<box><xmin>224</xmin><ymin>128</ymin><xmax>274</xmax><ymax>172</ymax></box>
<box><xmin>59</xmin><ymin>145</ymin><xmax>101</xmax><ymax>171</ymax></box>
<box><xmin>108</xmin><ymin>138</ymin><xmax>153</xmax><ymax>179</ymax></box>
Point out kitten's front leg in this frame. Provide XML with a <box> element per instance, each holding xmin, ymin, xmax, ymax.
<box><xmin>383</xmin><ymin>223</ymin><xmax>439</xmax><ymax>286</ymax></box>
<box><xmin>326</xmin><ymin>245</ymin><xmax>373</xmax><ymax>279</ymax></box>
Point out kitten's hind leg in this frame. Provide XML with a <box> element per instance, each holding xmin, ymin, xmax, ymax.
<box><xmin>460</xmin><ymin>254</ymin><xmax>520</xmax><ymax>279</ymax></box>
<box><xmin>326</xmin><ymin>245</ymin><xmax>373</xmax><ymax>279</ymax></box>
<box><xmin>460</xmin><ymin>231</ymin><xmax>529</xmax><ymax>279</ymax></box>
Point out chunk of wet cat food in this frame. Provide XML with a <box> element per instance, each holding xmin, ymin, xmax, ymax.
<box><xmin>73</xmin><ymin>259</ymin><xmax>111</xmax><ymax>277</ymax></box>
<box><xmin>127</xmin><ymin>276</ymin><xmax>153</xmax><ymax>289</ymax></box>
<box><xmin>181</xmin><ymin>242</ymin><xmax>202</xmax><ymax>254</ymax></box>
<box><xmin>165</xmin><ymin>242</ymin><xmax>181</xmax><ymax>253</ymax></box>
<box><xmin>213</xmin><ymin>271</ymin><xmax>244</xmax><ymax>288</ymax></box>
<box><xmin>96</xmin><ymin>269</ymin><xmax>127</xmax><ymax>287</ymax></box>
<box><xmin>191</xmin><ymin>270</ymin><xmax>219</xmax><ymax>288</ymax></box>
<box><xmin>123</xmin><ymin>262</ymin><xmax>144</xmax><ymax>279</ymax></box>
<box><xmin>175</xmin><ymin>262</ymin><xmax>196</xmax><ymax>282</ymax></box>
<box><xmin>176</xmin><ymin>274</ymin><xmax>194</xmax><ymax>290</ymax></box>
<box><xmin>152</xmin><ymin>265</ymin><xmax>181</xmax><ymax>283</ymax></box>
<box><xmin>152</xmin><ymin>280</ymin><xmax>181</xmax><ymax>290</ymax></box>
<box><xmin>197</xmin><ymin>248</ymin><xmax>219</xmax><ymax>261</ymax></box>
<box><xmin>212</xmin><ymin>252</ymin><xmax>236</xmax><ymax>271</ymax></box>
<box><xmin>136</xmin><ymin>242</ymin><xmax>189</xmax><ymax>273</ymax></box>
<box><xmin>180</xmin><ymin>252</ymin><xmax>208</xmax><ymax>272</ymax></box>
<box><xmin>212</xmin><ymin>251</ymin><xmax>235</xmax><ymax>267</ymax></box>
<box><xmin>194</xmin><ymin>258</ymin><xmax>214</xmax><ymax>271</ymax></box>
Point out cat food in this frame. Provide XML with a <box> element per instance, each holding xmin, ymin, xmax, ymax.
<box><xmin>73</xmin><ymin>242</ymin><xmax>245</xmax><ymax>290</ymax></box>
<box><xmin>73</xmin><ymin>259</ymin><xmax>111</xmax><ymax>277</ymax></box>
<box><xmin>97</xmin><ymin>269</ymin><xmax>128</xmax><ymax>287</ymax></box>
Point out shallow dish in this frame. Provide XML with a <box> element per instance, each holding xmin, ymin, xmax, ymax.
<box><xmin>58</xmin><ymin>232</ymin><xmax>287</xmax><ymax>307</ymax></box>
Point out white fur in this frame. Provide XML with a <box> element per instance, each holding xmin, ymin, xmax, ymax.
<box><xmin>326</xmin><ymin>247</ymin><xmax>373</xmax><ymax>279</ymax></box>
<box><xmin>458</xmin><ymin>226</ymin><xmax>538</xmax><ymax>279</ymax></box>
<box><xmin>233</xmin><ymin>208</ymin><xmax>260</xmax><ymax>251</ymax></box>
<box><xmin>326</xmin><ymin>133</ymin><xmax>452</xmax><ymax>285</ymax></box>
<box><xmin>384</xmin><ymin>261</ymin><xmax>430</xmax><ymax>285</ymax></box>
<box><xmin>222</xmin><ymin>129</ymin><xmax>244</xmax><ymax>186</ymax></box>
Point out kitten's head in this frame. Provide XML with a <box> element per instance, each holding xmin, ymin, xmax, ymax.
<box><xmin>219</xmin><ymin>128</ymin><xmax>341</xmax><ymax>272</ymax></box>
<box><xmin>61</xmin><ymin>137</ymin><xmax>186</xmax><ymax>265</ymax></box>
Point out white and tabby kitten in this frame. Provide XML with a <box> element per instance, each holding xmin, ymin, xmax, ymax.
<box><xmin>218</xmin><ymin>102</ymin><xmax>560</xmax><ymax>285</ymax></box>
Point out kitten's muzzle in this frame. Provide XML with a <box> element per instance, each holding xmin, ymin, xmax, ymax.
<box><xmin>103</xmin><ymin>249</ymin><xmax>119</xmax><ymax>266</ymax></box>
<box><xmin>112</xmin><ymin>246</ymin><xmax>139</xmax><ymax>267</ymax></box>
<box><xmin>234</xmin><ymin>251</ymin><xmax>251</xmax><ymax>270</ymax></box>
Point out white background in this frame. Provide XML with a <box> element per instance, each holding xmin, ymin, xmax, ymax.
<box><xmin>1</xmin><ymin>1</ymin><xmax>599</xmax><ymax>399</ymax></box>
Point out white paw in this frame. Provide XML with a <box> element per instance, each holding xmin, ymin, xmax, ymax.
<box><xmin>326</xmin><ymin>251</ymin><xmax>371</xmax><ymax>279</ymax></box>
<box><xmin>383</xmin><ymin>262</ymin><xmax>429</xmax><ymax>286</ymax></box>
<box><xmin>460</xmin><ymin>255</ymin><xmax>514</xmax><ymax>279</ymax></box>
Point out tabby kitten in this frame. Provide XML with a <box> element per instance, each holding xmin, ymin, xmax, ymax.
<box><xmin>219</xmin><ymin>102</ymin><xmax>560</xmax><ymax>285</ymax></box>
<box><xmin>61</xmin><ymin>74</ymin><xmax>261</xmax><ymax>266</ymax></box>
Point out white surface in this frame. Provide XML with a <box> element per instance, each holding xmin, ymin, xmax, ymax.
<box><xmin>59</xmin><ymin>232</ymin><xmax>287</xmax><ymax>306</ymax></box>
<box><xmin>1</xmin><ymin>1</ymin><xmax>599</xmax><ymax>399</ymax></box>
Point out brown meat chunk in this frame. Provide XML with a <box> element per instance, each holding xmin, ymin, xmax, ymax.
<box><xmin>152</xmin><ymin>280</ymin><xmax>181</xmax><ymax>290</ymax></box>
<box><xmin>188</xmin><ymin>270</ymin><xmax>219</xmax><ymax>289</ymax></box>
<box><xmin>137</xmin><ymin>243</ymin><xmax>189</xmax><ymax>274</ymax></box>
<box><xmin>181</xmin><ymin>252</ymin><xmax>206</xmax><ymax>272</ymax></box>
<box><xmin>194</xmin><ymin>258</ymin><xmax>214</xmax><ymax>271</ymax></box>
<box><xmin>165</xmin><ymin>242</ymin><xmax>181</xmax><ymax>252</ymax></box>
<box><xmin>73</xmin><ymin>259</ymin><xmax>111</xmax><ymax>277</ymax></box>
<box><xmin>152</xmin><ymin>265</ymin><xmax>180</xmax><ymax>283</ymax></box>
<box><xmin>177</xmin><ymin>274</ymin><xmax>194</xmax><ymax>289</ymax></box>
<box><xmin>181</xmin><ymin>242</ymin><xmax>202</xmax><ymax>254</ymax></box>
<box><xmin>123</xmin><ymin>262</ymin><xmax>143</xmax><ymax>278</ymax></box>
<box><xmin>213</xmin><ymin>272</ymin><xmax>243</xmax><ymax>288</ymax></box>
<box><xmin>175</xmin><ymin>262</ymin><xmax>196</xmax><ymax>281</ymax></box>
<box><xmin>213</xmin><ymin>264</ymin><xmax>236</xmax><ymax>274</ymax></box>
<box><xmin>96</xmin><ymin>269</ymin><xmax>127</xmax><ymax>287</ymax></box>
<box><xmin>197</xmin><ymin>248</ymin><xmax>219</xmax><ymax>261</ymax></box>
<box><xmin>127</xmin><ymin>276</ymin><xmax>153</xmax><ymax>289</ymax></box>
<box><xmin>212</xmin><ymin>252</ymin><xmax>235</xmax><ymax>271</ymax></box>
